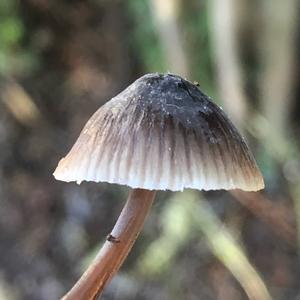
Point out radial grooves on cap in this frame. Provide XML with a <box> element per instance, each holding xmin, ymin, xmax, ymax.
<box><xmin>101</xmin><ymin>117</ymin><xmax>115</xmax><ymax>181</ymax></box>
<box><xmin>181</xmin><ymin>125</ymin><xmax>193</xmax><ymax>183</ymax></box>
<box><xmin>113</xmin><ymin>109</ymin><xmax>133</xmax><ymax>181</ymax></box>
<box><xmin>157</xmin><ymin>116</ymin><xmax>165</xmax><ymax>186</ymax></box>
<box><xmin>214</xmin><ymin>116</ymin><xmax>234</xmax><ymax>185</ymax></box>
<box><xmin>193</xmin><ymin>126</ymin><xmax>208</xmax><ymax>187</ymax></box>
<box><xmin>153</xmin><ymin>118</ymin><xmax>163</xmax><ymax>186</ymax></box>
<box><xmin>124</xmin><ymin>115</ymin><xmax>137</xmax><ymax>184</ymax></box>
<box><xmin>53</xmin><ymin>73</ymin><xmax>264</xmax><ymax>191</ymax></box>
<box><xmin>85</xmin><ymin>128</ymin><xmax>100</xmax><ymax>180</ymax></box>
<box><xmin>54</xmin><ymin>108</ymin><xmax>263</xmax><ymax>191</ymax></box>
<box><xmin>135</xmin><ymin>113</ymin><xmax>147</xmax><ymax>187</ymax></box>
<box><xmin>142</xmin><ymin>113</ymin><xmax>159</xmax><ymax>182</ymax></box>
<box><xmin>89</xmin><ymin>116</ymin><xmax>106</xmax><ymax>180</ymax></box>
<box><xmin>208</xmin><ymin>129</ymin><xmax>222</xmax><ymax>187</ymax></box>
<box><xmin>216</xmin><ymin>109</ymin><xmax>245</xmax><ymax>187</ymax></box>
<box><xmin>208</xmin><ymin>112</ymin><xmax>231</xmax><ymax>188</ymax></box>
<box><xmin>167</xmin><ymin>116</ymin><xmax>176</xmax><ymax>189</ymax></box>
<box><xmin>175</xmin><ymin>121</ymin><xmax>185</xmax><ymax>189</ymax></box>
<box><xmin>214</xmin><ymin>124</ymin><xmax>230</xmax><ymax>186</ymax></box>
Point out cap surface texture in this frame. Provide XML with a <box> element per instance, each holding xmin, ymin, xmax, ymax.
<box><xmin>54</xmin><ymin>73</ymin><xmax>264</xmax><ymax>191</ymax></box>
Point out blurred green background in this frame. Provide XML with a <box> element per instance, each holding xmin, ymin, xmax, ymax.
<box><xmin>0</xmin><ymin>0</ymin><xmax>299</xmax><ymax>299</ymax></box>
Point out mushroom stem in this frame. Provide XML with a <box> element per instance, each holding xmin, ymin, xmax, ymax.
<box><xmin>62</xmin><ymin>188</ymin><xmax>156</xmax><ymax>300</ymax></box>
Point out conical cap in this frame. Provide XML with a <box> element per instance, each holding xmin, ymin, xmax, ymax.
<box><xmin>54</xmin><ymin>73</ymin><xmax>264</xmax><ymax>191</ymax></box>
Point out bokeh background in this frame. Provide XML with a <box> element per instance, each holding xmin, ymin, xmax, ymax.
<box><xmin>0</xmin><ymin>0</ymin><xmax>299</xmax><ymax>299</ymax></box>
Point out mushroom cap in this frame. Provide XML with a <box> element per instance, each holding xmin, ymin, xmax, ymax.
<box><xmin>53</xmin><ymin>73</ymin><xmax>264</xmax><ymax>191</ymax></box>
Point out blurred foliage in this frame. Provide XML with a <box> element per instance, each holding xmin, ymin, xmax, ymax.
<box><xmin>180</xmin><ymin>1</ymin><xmax>215</xmax><ymax>95</ymax></box>
<box><xmin>0</xmin><ymin>0</ymin><xmax>299</xmax><ymax>300</ymax></box>
<box><xmin>127</xmin><ymin>0</ymin><xmax>165</xmax><ymax>73</ymax></box>
<box><xmin>138</xmin><ymin>191</ymin><xmax>271</xmax><ymax>299</ymax></box>
<box><xmin>0</xmin><ymin>0</ymin><xmax>36</xmax><ymax>76</ymax></box>
<box><xmin>137</xmin><ymin>192</ymin><xmax>193</xmax><ymax>276</ymax></box>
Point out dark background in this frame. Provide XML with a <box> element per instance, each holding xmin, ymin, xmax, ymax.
<box><xmin>0</xmin><ymin>0</ymin><xmax>299</xmax><ymax>299</ymax></box>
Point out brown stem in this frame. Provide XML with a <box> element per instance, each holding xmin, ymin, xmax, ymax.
<box><xmin>62</xmin><ymin>188</ymin><xmax>156</xmax><ymax>300</ymax></box>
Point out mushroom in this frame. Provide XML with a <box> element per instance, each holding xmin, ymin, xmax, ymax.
<box><xmin>54</xmin><ymin>73</ymin><xmax>264</xmax><ymax>299</ymax></box>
